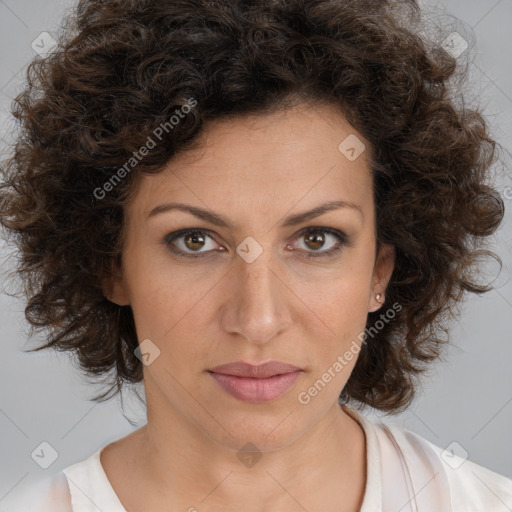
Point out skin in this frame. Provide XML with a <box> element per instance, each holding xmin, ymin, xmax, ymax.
<box><xmin>103</xmin><ymin>101</ymin><xmax>395</xmax><ymax>512</ymax></box>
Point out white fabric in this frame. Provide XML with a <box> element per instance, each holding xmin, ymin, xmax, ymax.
<box><xmin>3</xmin><ymin>405</ymin><xmax>512</xmax><ymax>511</ymax></box>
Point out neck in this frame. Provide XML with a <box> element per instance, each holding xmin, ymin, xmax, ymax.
<box><xmin>123</xmin><ymin>400</ymin><xmax>367</xmax><ymax>512</ymax></box>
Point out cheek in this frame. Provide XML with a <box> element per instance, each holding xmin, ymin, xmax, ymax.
<box><xmin>123</xmin><ymin>242</ymin><xmax>202</xmax><ymax>327</ymax></box>
<box><xmin>300</xmin><ymin>282</ymin><xmax>370</xmax><ymax>395</ymax></box>
<box><xmin>306</xmin><ymin>285</ymin><xmax>370</xmax><ymax>365</ymax></box>
<box><xmin>292</xmin><ymin>260</ymin><xmax>374</xmax><ymax>327</ymax></box>
<box><xmin>291</xmin><ymin>258</ymin><xmax>374</xmax><ymax>364</ymax></box>
<box><xmin>130</xmin><ymin>280</ymin><xmax>197</xmax><ymax>339</ymax></box>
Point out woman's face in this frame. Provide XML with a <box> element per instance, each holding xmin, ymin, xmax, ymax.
<box><xmin>107</xmin><ymin>102</ymin><xmax>394</xmax><ymax>452</ymax></box>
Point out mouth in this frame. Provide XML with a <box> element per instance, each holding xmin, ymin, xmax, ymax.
<box><xmin>208</xmin><ymin>361</ymin><xmax>303</xmax><ymax>403</ymax></box>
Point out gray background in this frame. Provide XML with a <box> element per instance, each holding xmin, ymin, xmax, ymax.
<box><xmin>1</xmin><ymin>0</ymin><xmax>511</xmax><ymax>506</ymax></box>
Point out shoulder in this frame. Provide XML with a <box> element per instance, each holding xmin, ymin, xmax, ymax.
<box><xmin>0</xmin><ymin>471</ymin><xmax>72</xmax><ymax>512</ymax></box>
<box><xmin>377</xmin><ymin>421</ymin><xmax>512</xmax><ymax>511</ymax></box>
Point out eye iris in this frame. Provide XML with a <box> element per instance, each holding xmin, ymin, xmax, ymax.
<box><xmin>185</xmin><ymin>231</ymin><xmax>206</xmax><ymax>251</ymax></box>
<box><xmin>305</xmin><ymin>231</ymin><xmax>325</xmax><ymax>251</ymax></box>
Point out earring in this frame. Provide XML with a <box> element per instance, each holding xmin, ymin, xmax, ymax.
<box><xmin>369</xmin><ymin>293</ymin><xmax>382</xmax><ymax>312</ymax></box>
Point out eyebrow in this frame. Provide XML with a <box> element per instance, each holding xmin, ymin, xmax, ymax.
<box><xmin>146</xmin><ymin>200</ymin><xmax>363</xmax><ymax>228</ymax></box>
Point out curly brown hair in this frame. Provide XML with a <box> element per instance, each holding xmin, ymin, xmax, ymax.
<box><xmin>0</xmin><ymin>0</ymin><xmax>505</xmax><ymax>413</ymax></box>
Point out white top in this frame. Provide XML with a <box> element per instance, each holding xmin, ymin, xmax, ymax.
<box><xmin>3</xmin><ymin>405</ymin><xmax>512</xmax><ymax>511</ymax></box>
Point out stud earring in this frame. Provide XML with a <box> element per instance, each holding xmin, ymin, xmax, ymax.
<box><xmin>369</xmin><ymin>293</ymin><xmax>383</xmax><ymax>312</ymax></box>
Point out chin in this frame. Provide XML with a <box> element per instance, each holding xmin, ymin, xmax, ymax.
<box><xmin>199</xmin><ymin>401</ymin><xmax>312</xmax><ymax>454</ymax></box>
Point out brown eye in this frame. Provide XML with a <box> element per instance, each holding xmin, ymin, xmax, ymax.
<box><xmin>304</xmin><ymin>231</ymin><xmax>327</xmax><ymax>251</ymax></box>
<box><xmin>183</xmin><ymin>231</ymin><xmax>207</xmax><ymax>251</ymax></box>
<box><xmin>295</xmin><ymin>227</ymin><xmax>348</xmax><ymax>258</ymax></box>
<box><xmin>165</xmin><ymin>229</ymin><xmax>219</xmax><ymax>257</ymax></box>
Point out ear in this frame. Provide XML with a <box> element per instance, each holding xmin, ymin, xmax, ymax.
<box><xmin>102</xmin><ymin>264</ymin><xmax>130</xmax><ymax>306</ymax></box>
<box><xmin>369</xmin><ymin>242</ymin><xmax>395</xmax><ymax>312</ymax></box>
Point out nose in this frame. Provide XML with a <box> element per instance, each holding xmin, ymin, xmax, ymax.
<box><xmin>220</xmin><ymin>249</ymin><xmax>292</xmax><ymax>345</ymax></box>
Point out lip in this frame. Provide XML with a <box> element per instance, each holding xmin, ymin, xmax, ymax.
<box><xmin>209</xmin><ymin>361</ymin><xmax>302</xmax><ymax>378</ymax></box>
<box><xmin>208</xmin><ymin>361</ymin><xmax>303</xmax><ymax>403</ymax></box>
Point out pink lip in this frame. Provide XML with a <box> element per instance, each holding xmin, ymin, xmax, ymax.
<box><xmin>208</xmin><ymin>361</ymin><xmax>303</xmax><ymax>403</ymax></box>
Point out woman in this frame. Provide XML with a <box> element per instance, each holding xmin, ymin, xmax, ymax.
<box><xmin>1</xmin><ymin>0</ymin><xmax>511</xmax><ymax>510</ymax></box>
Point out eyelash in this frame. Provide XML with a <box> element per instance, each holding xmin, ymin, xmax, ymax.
<box><xmin>163</xmin><ymin>227</ymin><xmax>349</xmax><ymax>260</ymax></box>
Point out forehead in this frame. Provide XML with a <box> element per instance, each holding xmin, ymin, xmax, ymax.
<box><xmin>126</xmin><ymin>103</ymin><xmax>374</xmax><ymax>224</ymax></box>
